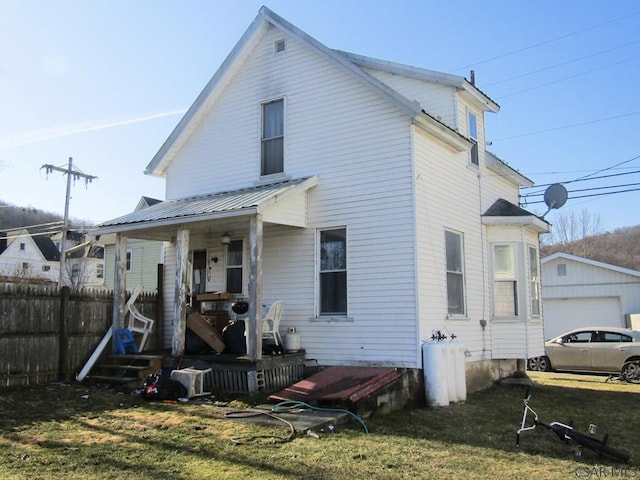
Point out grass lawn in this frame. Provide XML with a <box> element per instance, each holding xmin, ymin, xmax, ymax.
<box><xmin>0</xmin><ymin>371</ymin><xmax>638</xmax><ymax>479</ymax></box>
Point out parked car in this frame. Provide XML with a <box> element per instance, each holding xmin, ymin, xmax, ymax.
<box><xmin>528</xmin><ymin>327</ymin><xmax>640</xmax><ymax>376</ymax></box>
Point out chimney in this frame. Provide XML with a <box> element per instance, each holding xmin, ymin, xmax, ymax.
<box><xmin>470</xmin><ymin>70</ymin><xmax>476</xmax><ymax>85</ymax></box>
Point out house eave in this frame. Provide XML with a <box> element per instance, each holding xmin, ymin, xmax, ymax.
<box><xmin>482</xmin><ymin>215</ymin><xmax>550</xmax><ymax>233</ymax></box>
<box><xmin>413</xmin><ymin>115</ymin><xmax>471</xmax><ymax>152</ymax></box>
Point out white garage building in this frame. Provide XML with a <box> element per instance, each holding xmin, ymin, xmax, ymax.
<box><xmin>541</xmin><ymin>252</ymin><xmax>640</xmax><ymax>339</ymax></box>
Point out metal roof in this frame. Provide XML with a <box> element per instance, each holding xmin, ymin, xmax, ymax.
<box><xmin>95</xmin><ymin>176</ymin><xmax>318</xmax><ymax>235</ymax></box>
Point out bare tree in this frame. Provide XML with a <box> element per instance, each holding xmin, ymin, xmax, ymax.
<box><xmin>541</xmin><ymin>209</ymin><xmax>604</xmax><ymax>256</ymax></box>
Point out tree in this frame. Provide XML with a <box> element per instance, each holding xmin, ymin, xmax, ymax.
<box><xmin>541</xmin><ymin>209</ymin><xmax>603</xmax><ymax>257</ymax></box>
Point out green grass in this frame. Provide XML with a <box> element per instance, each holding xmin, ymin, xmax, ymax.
<box><xmin>0</xmin><ymin>372</ymin><xmax>638</xmax><ymax>479</ymax></box>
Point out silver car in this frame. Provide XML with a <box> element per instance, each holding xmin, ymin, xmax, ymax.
<box><xmin>528</xmin><ymin>327</ymin><xmax>640</xmax><ymax>376</ymax></box>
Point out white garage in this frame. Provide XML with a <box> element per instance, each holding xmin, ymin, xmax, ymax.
<box><xmin>542</xmin><ymin>296</ymin><xmax>622</xmax><ymax>339</ymax></box>
<box><xmin>541</xmin><ymin>253</ymin><xmax>640</xmax><ymax>341</ymax></box>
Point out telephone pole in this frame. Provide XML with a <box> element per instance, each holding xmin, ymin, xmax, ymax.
<box><xmin>41</xmin><ymin>158</ymin><xmax>97</xmax><ymax>287</ymax></box>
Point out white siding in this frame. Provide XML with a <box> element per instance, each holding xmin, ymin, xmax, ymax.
<box><xmin>0</xmin><ymin>234</ymin><xmax>58</xmax><ymax>282</ymax></box>
<box><xmin>104</xmin><ymin>239</ymin><xmax>163</xmax><ymax>292</ymax></box>
<box><xmin>159</xmin><ymin>25</ymin><xmax>419</xmax><ymax>367</ymax></box>
<box><xmin>361</xmin><ymin>68</ymin><xmax>458</xmax><ymax>128</ymax></box>
<box><xmin>541</xmin><ymin>256</ymin><xmax>640</xmax><ymax>338</ymax></box>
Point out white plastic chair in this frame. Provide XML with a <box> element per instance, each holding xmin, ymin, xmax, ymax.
<box><xmin>125</xmin><ymin>284</ymin><xmax>155</xmax><ymax>352</ymax></box>
<box><xmin>262</xmin><ymin>300</ymin><xmax>285</xmax><ymax>346</ymax></box>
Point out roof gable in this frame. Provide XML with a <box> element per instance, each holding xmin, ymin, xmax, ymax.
<box><xmin>145</xmin><ymin>7</ymin><xmax>471</xmax><ymax>177</ymax></box>
<box><xmin>541</xmin><ymin>252</ymin><xmax>640</xmax><ymax>278</ymax></box>
<box><xmin>482</xmin><ymin>198</ymin><xmax>550</xmax><ymax>233</ymax></box>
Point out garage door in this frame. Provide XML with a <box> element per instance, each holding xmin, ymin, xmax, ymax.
<box><xmin>543</xmin><ymin>297</ymin><xmax>622</xmax><ymax>340</ymax></box>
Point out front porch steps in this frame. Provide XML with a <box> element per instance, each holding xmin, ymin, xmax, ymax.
<box><xmin>85</xmin><ymin>354</ymin><xmax>163</xmax><ymax>389</ymax></box>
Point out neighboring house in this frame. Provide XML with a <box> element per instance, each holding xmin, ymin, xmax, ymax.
<box><xmin>101</xmin><ymin>197</ymin><xmax>165</xmax><ymax>292</ymax></box>
<box><xmin>0</xmin><ymin>229</ymin><xmax>60</xmax><ymax>283</ymax></box>
<box><xmin>96</xmin><ymin>7</ymin><xmax>549</xmax><ymax>391</ymax></box>
<box><xmin>541</xmin><ymin>253</ymin><xmax>640</xmax><ymax>339</ymax></box>
<box><xmin>65</xmin><ymin>238</ymin><xmax>106</xmax><ymax>289</ymax></box>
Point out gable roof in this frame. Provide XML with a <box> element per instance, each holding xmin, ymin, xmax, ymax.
<box><xmin>33</xmin><ymin>235</ymin><xmax>61</xmax><ymax>261</ymax></box>
<box><xmin>336</xmin><ymin>50</ymin><xmax>500</xmax><ymax>113</ymax></box>
<box><xmin>541</xmin><ymin>252</ymin><xmax>640</xmax><ymax>278</ymax></box>
<box><xmin>482</xmin><ymin>198</ymin><xmax>550</xmax><ymax>233</ymax></box>
<box><xmin>144</xmin><ymin>6</ymin><xmax>475</xmax><ymax>177</ymax></box>
<box><xmin>95</xmin><ymin>176</ymin><xmax>318</xmax><ymax>236</ymax></box>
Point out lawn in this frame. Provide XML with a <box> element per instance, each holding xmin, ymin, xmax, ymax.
<box><xmin>0</xmin><ymin>372</ymin><xmax>638</xmax><ymax>479</ymax></box>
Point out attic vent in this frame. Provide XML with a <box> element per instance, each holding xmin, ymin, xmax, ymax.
<box><xmin>274</xmin><ymin>39</ymin><xmax>285</xmax><ymax>53</ymax></box>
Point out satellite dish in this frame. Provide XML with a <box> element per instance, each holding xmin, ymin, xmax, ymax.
<box><xmin>542</xmin><ymin>183</ymin><xmax>568</xmax><ymax>218</ymax></box>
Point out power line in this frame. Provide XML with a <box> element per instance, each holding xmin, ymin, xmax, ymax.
<box><xmin>480</xmin><ymin>39</ymin><xmax>640</xmax><ymax>88</ymax></box>
<box><xmin>452</xmin><ymin>9</ymin><xmax>640</xmax><ymax>72</ymax></box>
<box><xmin>41</xmin><ymin>158</ymin><xmax>97</xmax><ymax>287</ymax></box>
<box><xmin>495</xmin><ymin>55</ymin><xmax>640</xmax><ymax>100</ymax></box>
<box><xmin>521</xmin><ymin>168</ymin><xmax>640</xmax><ymax>190</ymax></box>
<box><xmin>490</xmin><ymin>112</ymin><xmax>640</xmax><ymax>142</ymax></box>
<box><xmin>525</xmin><ymin>185</ymin><xmax>640</xmax><ymax>205</ymax></box>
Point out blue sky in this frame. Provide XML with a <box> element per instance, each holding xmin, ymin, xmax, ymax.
<box><xmin>1</xmin><ymin>1</ymin><xmax>639</xmax><ymax>233</ymax></box>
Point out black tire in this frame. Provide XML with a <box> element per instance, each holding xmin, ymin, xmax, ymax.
<box><xmin>568</xmin><ymin>431</ymin><xmax>631</xmax><ymax>463</ymax></box>
<box><xmin>528</xmin><ymin>356</ymin><xmax>551</xmax><ymax>372</ymax></box>
<box><xmin>621</xmin><ymin>361</ymin><xmax>640</xmax><ymax>384</ymax></box>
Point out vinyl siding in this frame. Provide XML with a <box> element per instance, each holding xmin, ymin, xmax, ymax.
<box><xmin>104</xmin><ymin>239</ymin><xmax>163</xmax><ymax>292</ymax></box>
<box><xmin>158</xmin><ymin>25</ymin><xmax>419</xmax><ymax>366</ymax></box>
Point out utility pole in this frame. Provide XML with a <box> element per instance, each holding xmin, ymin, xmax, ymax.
<box><xmin>41</xmin><ymin>158</ymin><xmax>97</xmax><ymax>287</ymax></box>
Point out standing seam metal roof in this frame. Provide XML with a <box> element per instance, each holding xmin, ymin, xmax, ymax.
<box><xmin>97</xmin><ymin>177</ymin><xmax>314</xmax><ymax>228</ymax></box>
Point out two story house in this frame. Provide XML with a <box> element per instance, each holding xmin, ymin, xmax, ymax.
<box><xmin>96</xmin><ymin>7</ymin><xmax>549</xmax><ymax>393</ymax></box>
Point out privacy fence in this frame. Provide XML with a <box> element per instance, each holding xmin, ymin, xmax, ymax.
<box><xmin>0</xmin><ymin>283</ymin><xmax>159</xmax><ymax>387</ymax></box>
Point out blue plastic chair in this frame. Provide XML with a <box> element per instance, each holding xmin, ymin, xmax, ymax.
<box><xmin>114</xmin><ymin>328</ymin><xmax>139</xmax><ymax>354</ymax></box>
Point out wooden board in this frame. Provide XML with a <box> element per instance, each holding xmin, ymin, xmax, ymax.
<box><xmin>186</xmin><ymin>312</ymin><xmax>226</xmax><ymax>353</ymax></box>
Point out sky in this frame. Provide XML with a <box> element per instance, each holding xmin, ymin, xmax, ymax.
<box><xmin>1</xmin><ymin>0</ymin><xmax>639</xmax><ymax>233</ymax></box>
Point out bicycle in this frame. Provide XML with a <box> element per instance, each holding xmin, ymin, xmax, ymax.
<box><xmin>606</xmin><ymin>360</ymin><xmax>640</xmax><ymax>384</ymax></box>
<box><xmin>516</xmin><ymin>389</ymin><xmax>630</xmax><ymax>462</ymax></box>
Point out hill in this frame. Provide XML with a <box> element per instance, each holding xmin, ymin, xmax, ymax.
<box><xmin>541</xmin><ymin>225</ymin><xmax>640</xmax><ymax>271</ymax></box>
<box><xmin>0</xmin><ymin>200</ymin><xmax>64</xmax><ymax>232</ymax></box>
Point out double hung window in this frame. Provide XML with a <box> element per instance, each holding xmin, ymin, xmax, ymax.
<box><xmin>319</xmin><ymin>228</ymin><xmax>347</xmax><ymax>315</ymax></box>
<box><xmin>468</xmin><ymin>111</ymin><xmax>478</xmax><ymax>165</ymax></box>
<box><xmin>445</xmin><ymin>230</ymin><xmax>466</xmax><ymax>315</ymax></box>
<box><xmin>226</xmin><ymin>239</ymin><xmax>244</xmax><ymax>295</ymax></box>
<box><xmin>494</xmin><ymin>244</ymin><xmax>518</xmax><ymax>317</ymax></box>
<box><xmin>261</xmin><ymin>99</ymin><xmax>284</xmax><ymax>176</ymax></box>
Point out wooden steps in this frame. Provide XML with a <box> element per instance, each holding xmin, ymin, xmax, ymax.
<box><xmin>85</xmin><ymin>354</ymin><xmax>163</xmax><ymax>389</ymax></box>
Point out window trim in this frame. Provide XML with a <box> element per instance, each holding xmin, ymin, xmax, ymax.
<box><xmin>317</xmin><ymin>227</ymin><xmax>348</xmax><ymax>317</ymax></box>
<box><xmin>225</xmin><ymin>238</ymin><xmax>245</xmax><ymax>296</ymax></box>
<box><xmin>492</xmin><ymin>243</ymin><xmax>519</xmax><ymax>318</ymax></box>
<box><xmin>529</xmin><ymin>245</ymin><xmax>541</xmax><ymax>317</ymax></box>
<box><xmin>260</xmin><ymin>98</ymin><xmax>285</xmax><ymax>177</ymax></box>
<box><xmin>445</xmin><ymin>229</ymin><xmax>466</xmax><ymax>317</ymax></box>
<box><xmin>467</xmin><ymin>110</ymin><xmax>479</xmax><ymax>166</ymax></box>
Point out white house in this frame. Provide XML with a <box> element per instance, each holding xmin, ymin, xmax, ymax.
<box><xmin>96</xmin><ymin>7</ymin><xmax>549</xmax><ymax>392</ymax></box>
<box><xmin>541</xmin><ymin>252</ymin><xmax>640</xmax><ymax>339</ymax></box>
<box><xmin>0</xmin><ymin>229</ymin><xmax>60</xmax><ymax>283</ymax></box>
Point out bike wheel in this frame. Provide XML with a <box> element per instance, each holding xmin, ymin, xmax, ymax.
<box><xmin>570</xmin><ymin>432</ymin><xmax>630</xmax><ymax>463</ymax></box>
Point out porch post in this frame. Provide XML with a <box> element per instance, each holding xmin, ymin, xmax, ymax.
<box><xmin>112</xmin><ymin>233</ymin><xmax>128</xmax><ymax>352</ymax></box>
<box><xmin>172</xmin><ymin>227</ymin><xmax>190</xmax><ymax>357</ymax></box>
<box><xmin>247</xmin><ymin>214</ymin><xmax>263</xmax><ymax>362</ymax></box>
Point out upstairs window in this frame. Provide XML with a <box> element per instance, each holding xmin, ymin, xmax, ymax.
<box><xmin>126</xmin><ymin>250</ymin><xmax>132</xmax><ymax>272</ymax></box>
<box><xmin>468</xmin><ymin>111</ymin><xmax>478</xmax><ymax>165</ymax></box>
<box><xmin>319</xmin><ymin>228</ymin><xmax>347</xmax><ymax>315</ymax></box>
<box><xmin>261</xmin><ymin>99</ymin><xmax>284</xmax><ymax>176</ymax></box>
<box><xmin>445</xmin><ymin>230</ymin><xmax>466</xmax><ymax>315</ymax></box>
<box><xmin>494</xmin><ymin>244</ymin><xmax>518</xmax><ymax>317</ymax></box>
<box><xmin>19</xmin><ymin>243</ymin><xmax>25</xmax><ymax>250</ymax></box>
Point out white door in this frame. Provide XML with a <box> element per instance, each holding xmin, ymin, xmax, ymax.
<box><xmin>542</xmin><ymin>297</ymin><xmax>622</xmax><ymax>340</ymax></box>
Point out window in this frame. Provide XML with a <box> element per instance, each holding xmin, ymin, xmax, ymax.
<box><xmin>42</xmin><ymin>265</ymin><xmax>51</xmax><ymax>272</ymax></box>
<box><xmin>96</xmin><ymin>263</ymin><xmax>104</xmax><ymax>279</ymax></box>
<box><xmin>593</xmin><ymin>331</ymin><xmax>632</xmax><ymax>343</ymax></box>
<box><xmin>557</xmin><ymin>263</ymin><xmax>567</xmax><ymax>276</ymax></box>
<box><xmin>445</xmin><ymin>230</ymin><xmax>465</xmax><ymax>315</ymax></box>
<box><xmin>468</xmin><ymin>111</ymin><xmax>478</xmax><ymax>165</ymax></box>
<box><xmin>261</xmin><ymin>99</ymin><xmax>284</xmax><ymax>176</ymax></box>
<box><xmin>563</xmin><ymin>331</ymin><xmax>592</xmax><ymax>343</ymax></box>
<box><xmin>71</xmin><ymin>264</ymin><xmax>79</xmax><ymax>280</ymax></box>
<box><xmin>226</xmin><ymin>239</ymin><xmax>244</xmax><ymax>294</ymax></box>
<box><xmin>493</xmin><ymin>244</ymin><xmax>518</xmax><ymax>317</ymax></box>
<box><xmin>274</xmin><ymin>39</ymin><xmax>285</xmax><ymax>53</ymax></box>
<box><xmin>19</xmin><ymin>243</ymin><xmax>25</xmax><ymax>251</ymax></box>
<box><xmin>126</xmin><ymin>249</ymin><xmax>132</xmax><ymax>272</ymax></box>
<box><xmin>319</xmin><ymin>228</ymin><xmax>347</xmax><ymax>315</ymax></box>
<box><xmin>21</xmin><ymin>262</ymin><xmax>29</xmax><ymax>270</ymax></box>
<box><xmin>529</xmin><ymin>246</ymin><xmax>540</xmax><ymax>316</ymax></box>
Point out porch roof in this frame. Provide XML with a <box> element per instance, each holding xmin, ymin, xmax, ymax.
<box><xmin>93</xmin><ymin>176</ymin><xmax>318</xmax><ymax>239</ymax></box>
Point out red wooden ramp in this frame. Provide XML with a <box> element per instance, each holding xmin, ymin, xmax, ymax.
<box><xmin>268</xmin><ymin>366</ymin><xmax>402</xmax><ymax>406</ymax></box>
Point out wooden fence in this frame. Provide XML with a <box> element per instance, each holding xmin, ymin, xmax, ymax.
<box><xmin>0</xmin><ymin>283</ymin><xmax>159</xmax><ymax>387</ymax></box>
